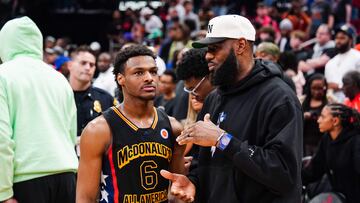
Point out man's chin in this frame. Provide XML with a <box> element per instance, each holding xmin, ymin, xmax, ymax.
<box><xmin>140</xmin><ymin>94</ymin><xmax>156</xmax><ymax>101</ymax></box>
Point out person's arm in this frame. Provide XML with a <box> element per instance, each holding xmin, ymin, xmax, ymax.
<box><xmin>0</xmin><ymin>81</ymin><xmax>15</xmax><ymax>202</ymax></box>
<box><xmin>68</xmin><ymin>91</ymin><xmax>77</xmax><ymax>146</ymax></box>
<box><xmin>76</xmin><ymin>116</ymin><xmax>111</xmax><ymax>203</ymax></box>
<box><xmin>178</xmin><ymin>101</ymin><xmax>303</xmax><ymax>195</ymax></box>
<box><xmin>345</xmin><ymin>3</ymin><xmax>352</xmax><ymax>25</ymax></box>
<box><xmin>169</xmin><ymin>116</ymin><xmax>186</xmax><ymax>175</ymax></box>
<box><xmin>327</xmin><ymin>15</ymin><xmax>334</xmax><ymax>29</ymax></box>
<box><xmin>302</xmin><ymin>139</ymin><xmax>327</xmax><ymax>185</ymax></box>
<box><xmin>327</xmin><ymin>82</ymin><xmax>341</xmax><ymax>91</ymax></box>
<box><xmin>299</xmin><ymin>54</ymin><xmax>331</xmax><ymax>72</ymax></box>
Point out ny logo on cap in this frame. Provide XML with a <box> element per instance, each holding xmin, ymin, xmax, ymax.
<box><xmin>208</xmin><ymin>24</ymin><xmax>213</xmax><ymax>33</ymax></box>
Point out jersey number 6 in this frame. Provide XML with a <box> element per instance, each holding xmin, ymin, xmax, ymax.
<box><xmin>140</xmin><ymin>160</ymin><xmax>158</xmax><ymax>190</ymax></box>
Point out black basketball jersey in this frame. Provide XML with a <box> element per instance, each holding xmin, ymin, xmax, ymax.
<box><xmin>100</xmin><ymin>106</ymin><xmax>175</xmax><ymax>203</ymax></box>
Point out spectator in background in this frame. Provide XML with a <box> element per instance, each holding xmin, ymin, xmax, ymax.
<box><xmin>44</xmin><ymin>47</ymin><xmax>59</xmax><ymax>66</ymax></box>
<box><xmin>183</xmin><ymin>0</ymin><xmax>200</xmax><ymax>38</ymax></box>
<box><xmin>309</xmin><ymin>0</ymin><xmax>334</xmax><ymax>36</ymax></box>
<box><xmin>54</xmin><ymin>55</ymin><xmax>71</xmax><ymax>78</ymax></box>
<box><xmin>282</xmin><ymin>0</ymin><xmax>312</xmax><ymax>33</ymax></box>
<box><xmin>278</xmin><ymin>18</ymin><xmax>293</xmax><ymax>52</ymax></box>
<box><xmin>325</xmin><ymin>25</ymin><xmax>360</xmax><ymax>102</ymax></box>
<box><xmin>176</xmin><ymin>48</ymin><xmax>213</xmax><ymax>160</ymax></box>
<box><xmin>176</xmin><ymin>48</ymin><xmax>213</xmax><ymax>103</ymax></box>
<box><xmin>140</xmin><ymin>7</ymin><xmax>163</xmax><ymax>35</ymax></box>
<box><xmin>255</xmin><ymin>2</ymin><xmax>280</xmax><ymax>41</ymax></box>
<box><xmin>290</xmin><ymin>30</ymin><xmax>310</xmax><ymax>63</ymax></box>
<box><xmin>257</xmin><ymin>26</ymin><xmax>277</xmax><ymax>44</ymax></box>
<box><xmin>68</xmin><ymin>46</ymin><xmax>114</xmax><ymax>156</ymax></box>
<box><xmin>279</xmin><ymin>51</ymin><xmax>305</xmax><ymax>97</ymax></box>
<box><xmin>160</xmin><ymin>23</ymin><xmax>192</xmax><ymax>69</ymax></box>
<box><xmin>298</xmin><ymin>24</ymin><xmax>336</xmax><ymax>76</ymax></box>
<box><xmin>255</xmin><ymin>42</ymin><xmax>297</xmax><ymax>94</ymax></box>
<box><xmin>44</xmin><ymin>35</ymin><xmax>56</xmax><ymax>49</ymax></box>
<box><xmin>302</xmin><ymin>103</ymin><xmax>360</xmax><ymax>203</ymax></box>
<box><xmin>343</xmin><ymin>70</ymin><xmax>360</xmax><ymax>112</ymax></box>
<box><xmin>124</xmin><ymin>22</ymin><xmax>145</xmax><ymax>44</ymax></box>
<box><xmin>0</xmin><ymin>16</ymin><xmax>78</xmax><ymax>203</ymax></box>
<box><xmin>169</xmin><ymin>0</ymin><xmax>186</xmax><ymax>22</ymax></box>
<box><xmin>93</xmin><ymin>52</ymin><xmax>117</xmax><ymax>97</ymax></box>
<box><xmin>255</xmin><ymin>41</ymin><xmax>281</xmax><ymax>62</ymax></box>
<box><xmin>198</xmin><ymin>5</ymin><xmax>215</xmax><ymax>30</ymax></box>
<box><xmin>331</xmin><ymin>0</ymin><xmax>352</xmax><ymax>27</ymax></box>
<box><xmin>154</xmin><ymin>70</ymin><xmax>178</xmax><ymax>116</ymax></box>
<box><xmin>301</xmin><ymin>74</ymin><xmax>328</xmax><ymax>156</ymax></box>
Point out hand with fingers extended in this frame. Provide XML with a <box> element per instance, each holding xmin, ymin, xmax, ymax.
<box><xmin>176</xmin><ymin>113</ymin><xmax>225</xmax><ymax>147</ymax></box>
<box><xmin>160</xmin><ymin>170</ymin><xmax>196</xmax><ymax>203</ymax></box>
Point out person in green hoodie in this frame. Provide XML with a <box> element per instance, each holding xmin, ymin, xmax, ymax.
<box><xmin>0</xmin><ymin>17</ymin><xmax>78</xmax><ymax>203</ymax></box>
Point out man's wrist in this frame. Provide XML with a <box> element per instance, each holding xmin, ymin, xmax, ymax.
<box><xmin>215</xmin><ymin>131</ymin><xmax>226</xmax><ymax>147</ymax></box>
<box><xmin>216</xmin><ymin>133</ymin><xmax>233</xmax><ymax>151</ymax></box>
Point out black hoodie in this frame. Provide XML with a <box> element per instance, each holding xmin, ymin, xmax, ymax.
<box><xmin>302</xmin><ymin>127</ymin><xmax>360</xmax><ymax>203</ymax></box>
<box><xmin>188</xmin><ymin>59</ymin><xmax>303</xmax><ymax>202</ymax></box>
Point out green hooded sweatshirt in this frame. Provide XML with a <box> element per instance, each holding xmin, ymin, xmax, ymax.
<box><xmin>0</xmin><ymin>17</ymin><xmax>78</xmax><ymax>201</ymax></box>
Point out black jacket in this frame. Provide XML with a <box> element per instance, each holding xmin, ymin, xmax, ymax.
<box><xmin>302</xmin><ymin>128</ymin><xmax>360</xmax><ymax>203</ymax></box>
<box><xmin>74</xmin><ymin>86</ymin><xmax>114</xmax><ymax>137</ymax></box>
<box><xmin>188</xmin><ymin>60</ymin><xmax>303</xmax><ymax>202</ymax></box>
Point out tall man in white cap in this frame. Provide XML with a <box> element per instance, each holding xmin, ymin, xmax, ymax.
<box><xmin>160</xmin><ymin>15</ymin><xmax>303</xmax><ymax>202</ymax></box>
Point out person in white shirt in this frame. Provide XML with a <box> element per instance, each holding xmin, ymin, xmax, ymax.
<box><xmin>93</xmin><ymin>52</ymin><xmax>117</xmax><ymax>96</ymax></box>
<box><xmin>325</xmin><ymin>25</ymin><xmax>360</xmax><ymax>102</ymax></box>
<box><xmin>298</xmin><ymin>24</ymin><xmax>335</xmax><ymax>75</ymax></box>
<box><xmin>140</xmin><ymin>7</ymin><xmax>163</xmax><ymax>34</ymax></box>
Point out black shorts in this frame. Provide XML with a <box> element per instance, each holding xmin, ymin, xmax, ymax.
<box><xmin>13</xmin><ymin>172</ymin><xmax>76</xmax><ymax>203</ymax></box>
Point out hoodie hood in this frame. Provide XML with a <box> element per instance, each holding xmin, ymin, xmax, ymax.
<box><xmin>218</xmin><ymin>59</ymin><xmax>284</xmax><ymax>96</ymax></box>
<box><xmin>0</xmin><ymin>16</ymin><xmax>43</xmax><ymax>62</ymax></box>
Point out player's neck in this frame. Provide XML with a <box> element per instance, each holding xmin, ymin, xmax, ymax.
<box><xmin>121</xmin><ymin>98</ymin><xmax>154</xmax><ymax>119</ymax></box>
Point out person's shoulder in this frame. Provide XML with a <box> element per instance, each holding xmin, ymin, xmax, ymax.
<box><xmin>350</xmin><ymin>49</ymin><xmax>360</xmax><ymax>57</ymax></box>
<box><xmin>81</xmin><ymin>115</ymin><xmax>112</xmax><ymax>153</ymax></box>
<box><xmin>91</xmin><ymin>86</ymin><xmax>113</xmax><ymax>98</ymax></box>
<box><xmin>82</xmin><ymin>115</ymin><xmax>111</xmax><ymax>139</ymax></box>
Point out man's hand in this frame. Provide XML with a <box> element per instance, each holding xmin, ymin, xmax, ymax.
<box><xmin>298</xmin><ymin>60</ymin><xmax>311</xmax><ymax>72</ymax></box>
<box><xmin>176</xmin><ymin>114</ymin><xmax>224</xmax><ymax>146</ymax></box>
<box><xmin>184</xmin><ymin>156</ymin><xmax>193</xmax><ymax>175</ymax></box>
<box><xmin>160</xmin><ymin>170</ymin><xmax>195</xmax><ymax>202</ymax></box>
<box><xmin>2</xmin><ymin>197</ymin><xmax>18</xmax><ymax>203</ymax></box>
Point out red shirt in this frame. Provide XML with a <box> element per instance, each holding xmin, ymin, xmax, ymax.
<box><xmin>344</xmin><ymin>93</ymin><xmax>360</xmax><ymax>112</ymax></box>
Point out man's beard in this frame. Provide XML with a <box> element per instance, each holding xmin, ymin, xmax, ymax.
<box><xmin>210</xmin><ymin>49</ymin><xmax>238</xmax><ymax>87</ymax></box>
<box><xmin>336</xmin><ymin>42</ymin><xmax>351</xmax><ymax>53</ymax></box>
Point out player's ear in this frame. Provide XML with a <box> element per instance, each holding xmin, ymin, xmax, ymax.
<box><xmin>117</xmin><ymin>73</ymin><xmax>125</xmax><ymax>86</ymax></box>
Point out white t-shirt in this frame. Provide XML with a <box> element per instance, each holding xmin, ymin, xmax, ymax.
<box><xmin>325</xmin><ymin>48</ymin><xmax>360</xmax><ymax>101</ymax></box>
<box><xmin>93</xmin><ymin>66</ymin><xmax>117</xmax><ymax>97</ymax></box>
<box><xmin>325</xmin><ymin>48</ymin><xmax>360</xmax><ymax>87</ymax></box>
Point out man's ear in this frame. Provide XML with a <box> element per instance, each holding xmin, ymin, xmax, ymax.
<box><xmin>67</xmin><ymin>61</ymin><xmax>74</xmax><ymax>72</ymax></box>
<box><xmin>117</xmin><ymin>73</ymin><xmax>125</xmax><ymax>86</ymax></box>
<box><xmin>235</xmin><ymin>38</ymin><xmax>247</xmax><ymax>55</ymax></box>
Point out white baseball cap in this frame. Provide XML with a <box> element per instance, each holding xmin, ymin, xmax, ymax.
<box><xmin>192</xmin><ymin>15</ymin><xmax>256</xmax><ymax>48</ymax></box>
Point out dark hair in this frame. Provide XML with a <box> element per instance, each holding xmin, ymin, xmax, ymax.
<box><xmin>327</xmin><ymin>103</ymin><xmax>360</xmax><ymax>130</ymax></box>
<box><xmin>113</xmin><ymin>45</ymin><xmax>156</xmax><ymax>90</ymax></box>
<box><xmin>176</xmin><ymin>48</ymin><xmax>209</xmax><ymax>80</ymax></box>
<box><xmin>343</xmin><ymin>70</ymin><xmax>360</xmax><ymax>89</ymax></box>
<box><xmin>71</xmin><ymin>45</ymin><xmax>96</xmax><ymax>59</ymax></box>
<box><xmin>302</xmin><ymin>73</ymin><xmax>328</xmax><ymax>109</ymax></box>
<box><xmin>278</xmin><ymin>51</ymin><xmax>298</xmax><ymax>73</ymax></box>
<box><xmin>259</xmin><ymin>26</ymin><xmax>276</xmax><ymax>42</ymax></box>
<box><xmin>162</xmin><ymin>69</ymin><xmax>177</xmax><ymax>84</ymax></box>
<box><xmin>113</xmin><ymin>44</ymin><xmax>156</xmax><ymax>76</ymax></box>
